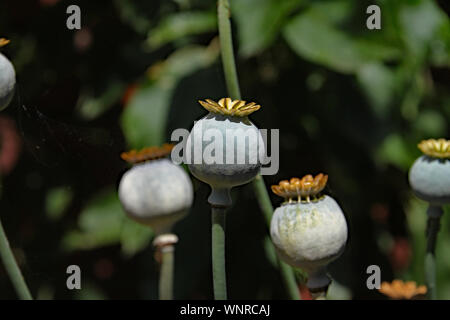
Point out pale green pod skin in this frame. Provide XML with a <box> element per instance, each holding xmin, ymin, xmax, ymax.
<box><xmin>186</xmin><ymin>112</ymin><xmax>265</xmax><ymax>206</ymax></box>
<box><xmin>118</xmin><ymin>158</ymin><xmax>194</xmax><ymax>234</ymax></box>
<box><xmin>270</xmin><ymin>195</ymin><xmax>348</xmax><ymax>288</ymax></box>
<box><xmin>409</xmin><ymin>155</ymin><xmax>450</xmax><ymax>205</ymax></box>
<box><xmin>0</xmin><ymin>53</ymin><xmax>16</xmax><ymax>111</ymax></box>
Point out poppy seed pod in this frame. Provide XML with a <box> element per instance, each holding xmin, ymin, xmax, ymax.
<box><xmin>118</xmin><ymin>144</ymin><xmax>194</xmax><ymax>234</ymax></box>
<box><xmin>270</xmin><ymin>174</ymin><xmax>348</xmax><ymax>291</ymax></box>
<box><xmin>186</xmin><ymin>98</ymin><xmax>265</xmax><ymax>207</ymax></box>
<box><xmin>409</xmin><ymin>139</ymin><xmax>450</xmax><ymax>205</ymax></box>
<box><xmin>0</xmin><ymin>52</ymin><xmax>16</xmax><ymax>111</ymax></box>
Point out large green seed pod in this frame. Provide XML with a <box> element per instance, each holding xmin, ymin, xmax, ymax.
<box><xmin>118</xmin><ymin>145</ymin><xmax>194</xmax><ymax>234</ymax></box>
<box><xmin>186</xmin><ymin>98</ymin><xmax>265</xmax><ymax>206</ymax></box>
<box><xmin>0</xmin><ymin>52</ymin><xmax>16</xmax><ymax>111</ymax></box>
<box><xmin>270</xmin><ymin>174</ymin><xmax>348</xmax><ymax>292</ymax></box>
<box><xmin>409</xmin><ymin>139</ymin><xmax>450</xmax><ymax>205</ymax></box>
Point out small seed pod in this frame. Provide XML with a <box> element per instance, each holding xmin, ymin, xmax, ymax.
<box><xmin>186</xmin><ymin>98</ymin><xmax>265</xmax><ymax>207</ymax></box>
<box><xmin>270</xmin><ymin>174</ymin><xmax>348</xmax><ymax>293</ymax></box>
<box><xmin>409</xmin><ymin>139</ymin><xmax>450</xmax><ymax>205</ymax></box>
<box><xmin>0</xmin><ymin>45</ymin><xmax>16</xmax><ymax>111</ymax></box>
<box><xmin>118</xmin><ymin>144</ymin><xmax>194</xmax><ymax>234</ymax></box>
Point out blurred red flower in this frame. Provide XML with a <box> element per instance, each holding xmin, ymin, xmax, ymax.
<box><xmin>39</xmin><ymin>0</ymin><xmax>60</xmax><ymax>7</ymax></box>
<box><xmin>389</xmin><ymin>237</ymin><xmax>412</xmax><ymax>272</ymax></box>
<box><xmin>298</xmin><ymin>283</ymin><xmax>312</xmax><ymax>300</ymax></box>
<box><xmin>370</xmin><ymin>203</ymin><xmax>389</xmax><ymax>224</ymax></box>
<box><xmin>0</xmin><ymin>116</ymin><xmax>22</xmax><ymax>175</ymax></box>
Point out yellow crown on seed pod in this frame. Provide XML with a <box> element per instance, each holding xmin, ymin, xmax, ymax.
<box><xmin>121</xmin><ymin>144</ymin><xmax>174</xmax><ymax>164</ymax></box>
<box><xmin>418</xmin><ymin>138</ymin><xmax>450</xmax><ymax>159</ymax></box>
<box><xmin>378</xmin><ymin>280</ymin><xmax>427</xmax><ymax>300</ymax></box>
<box><xmin>198</xmin><ymin>98</ymin><xmax>261</xmax><ymax>117</ymax></box>
<box><xmin>0</xmin><ymin>38</ymin><xmax>10</xmax><ymax>47</ymax></box>
<box><xmin>271</xmin><ymin>173</ymin><xmax>328</xmax><ymax>203</ymax></box>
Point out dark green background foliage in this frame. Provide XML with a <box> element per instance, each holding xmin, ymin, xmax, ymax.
<box><xmin>0</xmin><ymin>0</ymin><xmax>449</xmax><ymax>299</ymax></box>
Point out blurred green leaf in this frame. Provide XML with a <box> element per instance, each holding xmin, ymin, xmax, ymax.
<box><xmin>45</xmin><ymin>186</ymin><xmax>73</xmax><ymax>221</ymax></box>
<box><xmin>121</xmin><ymin>83</ymin><xmax>172</xmax><ymax>149</ymax></box>
<box><xmin>76</xmin><ymin>80</ymin><xmax>126</xmax><ymax>121</ymax></box>
<box><xmin>74</xmin><ymin>283</ymin><xmax>107</xmax><ymax>300</ymax></box>
<box><xmin>232</xmin><ymin>0</ymin><xmax>302</xmax><ymax>57</ymax></box>
<box><xmin>399</xmin><ymin>0</ymin><xmax>448</xmax><ymax>56</ymax></box>
<box><xmin>160</xmin><ymin>44</ymin><xmax>219</xmax><ymax>81</ymax></box>
<box><xmin>413</xmin><ymin>109</ymin><xmax>447</xmax><ymax>137</ymax></box>
<box><xmin>114</xmin><ymin>0</ymin><xmax>153</xmax><ymax>34</ymax></box>
<box><xmin>62</xmin><ymin>188</ymin><xmax>125</xmax><ymax>251</ymax></box>
<box><xmin>283</xmin><ymin>7</ymin><xmax>399</xmax><ymax>74</ymax></box>
<box><xmin>283</xmin><ymin>13</ymin><xmax>361</xmax><ymax>73</ymax></box>
<box><xmin>303</xmin><ymin>0</ymin><xmax>352</xmax><ymax>25</ymax></box>
<box><xmin>357</xmin><ymin>63</ymin><xmax>397</xmax><ymax>118</ymax></box>
<box><xmin>327</xmin><ymin>280</ymin><xmax>352</xmax><ymax>300</ymax></box>
<box><xmin>121</xmin><ymin>43</ymin><xmax>219</xmax><ymax>148</ymax></box>
<box><xmin>146</xmin><ymin>11</ymin><xmax>217</xmax><ymax>50</ymax></box>
<box><xmin>376</xmin><ymin>134</ymin><xmax>416</xmax><ymax>170</ymax></box>
<box><xmin>120</xmin><ymin>218</ymin><xmax>153</xmax><ymax>257</ymax></box>
<box><xmin>63</xmin><ymin>187</ymin><xmax>155</xmax><ymax>256</ymax></box>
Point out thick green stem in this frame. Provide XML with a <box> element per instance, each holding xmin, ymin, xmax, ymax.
<box><xmin>159</xmin><ymin>245</ymin><xmax>175</xmax><ymax>300</ymax></box>
<box><xmin>0</xmin><ymin>219</ymin><xmax>32</xmax><ymax>300</ymax></box>
<box><xmin>216</xmin><ymin>0</ymin><xmax>299</xmax><ymax>299</ymax></box>
<box><xmin>279</xmin><ymin>259</ymin><xmax>301</xmax><ymax>299</ymax></box>
<box><xmin>211</xmin><ymin>206</ymin><xmax>227</xmax><ymax>300</ymax></box>
<box><xmin>425</xmin><ymin>205</ymin><xmax>443</xmax><ymax>300</ymax></box>
<box><xmin>217</xmin><ymin>0</ymin><xmax>241</xmax><ymax>100</ymax></box>
<box><xmin>252</xmin><ymin>175</ymin><xmax>275</xmax><ymax>226</ymax></box>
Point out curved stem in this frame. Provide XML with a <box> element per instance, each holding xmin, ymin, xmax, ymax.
<box><xmin>216</xmin><ymin>0</ymin><xmax>299</xmax><ymax>299</ymax></box>
<box><xmin>0</xmin><ymin>219</ymin><xmax>32</xmax><ymax>300</ymax></box>
<box><xmin>211</xmin><ymin>206</ymin><xmax>227</xmax><ymax>299</ymax></box>
<box><xmin>425</xmin><ymin>205</ymin><xmax>443</xmax><ymax>300</ymax></box>
<box><xmin>159</xmin><ymin>245</ymin><xmax>175</xmax><ymax>300</ymax></box>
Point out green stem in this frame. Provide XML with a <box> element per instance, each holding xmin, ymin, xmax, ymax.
<box><xmin>252</xmin><ymin>175</ymin><xmax>275</xmax><ymax>226</ymax></box>
<box><xmin>425</xmin><ymin>205</ymin><xmax>443</xmax><ymax>300</ymax></box>
<box><xmin>216</xmin><ymin>0</ymin><xmax>299</xmax><ymax>300</ymax></box>
<box><xmin>279</xmin><ymin>259</ymin><xmax>301</xmax><ymax>299</ymax></box>
<box><xmin>211</xmin><ymin>206</ymin><xmax>227</xmax><ymax>300</ymax></box>
<box><xmin>0</xmin><ymin>219</ymin><xmax>32</xmax><ymax>300</ymax></box>
<box><xmin>217</xmin><ymin>0</ymin><xmax>241</xmax><ymax>100</ymax></box>
<box><xmin>159</xmin><ymin>245</ymin><xmax>175</xmax><ymax>300</ymax></box>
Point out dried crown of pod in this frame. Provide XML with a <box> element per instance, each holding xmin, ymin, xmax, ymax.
<box><xmin>270</xmin><ymin>174</ymin><xmax>348</xmax><ymax>291</ymax></box>
<box><xmin>378</xmin><ymin>280</ymin><xmax>427</xmax><ymax>300</ymax></box>
<box><xmin>198</xmin><ymin>98</ymin><xmax>261</xmax><ymax>117</ymax></box>
<box><xmin>118</xmin><ymin>144</ymin><xmax>193</xmax><ymax>234</ymax></box>
<box><xmin>186</xmin><ymin>98</ymin><xmax>265</xmax><ymax>207</ymax></box>
<box><xmin>271</xmin><ymin>174</ymin><xmax>328</xmax><ymax>202</ymax></box>
<box><xmin>409</xmin><ymin>138</ymin><xmax>450</xmax><ymax>205</ymax></box>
